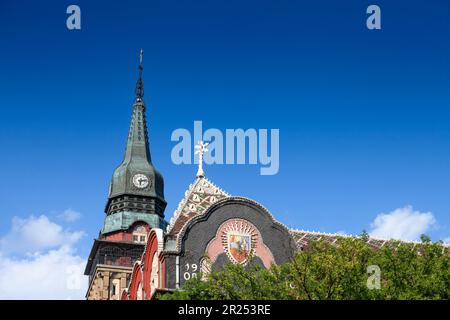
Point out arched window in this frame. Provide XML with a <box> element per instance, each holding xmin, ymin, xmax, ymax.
<box><xmin>132</xmin><ymin>225</ymin><xmax>147</xmax><ymax>244</ymax></box>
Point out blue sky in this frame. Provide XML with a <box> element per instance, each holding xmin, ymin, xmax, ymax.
<box><xmin>0</xmin><ymin>0</ymin><xmax>449</xmax><ymax>298</ymax></box>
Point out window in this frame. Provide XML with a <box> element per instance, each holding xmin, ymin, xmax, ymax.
<box><xmin>132</xmin><ymin>224</ymin><xmax>148</xmax><ymax>244</ymax></box>
<box><xmin>110</xmin><ymin>279</ymin><xmax>120</xmax><ymax>299</ymax></box>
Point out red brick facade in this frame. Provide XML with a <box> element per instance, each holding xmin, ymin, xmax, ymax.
<box><xmin>101</xmin><ymin>222</ymin><xmax>151</xmax><ymax>242</ymax></box>
<box><xmin>122</xmin><ymin>228</ymin><xmax>164</xmax><ymax>300</ymax></box>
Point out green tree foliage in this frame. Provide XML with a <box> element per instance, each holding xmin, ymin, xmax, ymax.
<box><xmin>160</xmin><ymin>236</ymin><xmax>449</xmax><ymax>300</ymax></box>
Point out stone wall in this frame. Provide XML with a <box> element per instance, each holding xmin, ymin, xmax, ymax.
<box><xmin>86</xmin><ymin>266</ymin><xmax>132</xmax><ymax>300</ymax></box>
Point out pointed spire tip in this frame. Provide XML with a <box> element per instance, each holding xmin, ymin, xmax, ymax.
<box><xmin>135</xmin><ymin>49</ymin><xmax>144</xmax><ymax>102</ymax></box>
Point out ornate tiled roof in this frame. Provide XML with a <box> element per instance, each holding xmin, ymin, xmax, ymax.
<box><xmin>290</xmin><ymin>229</ymin><xmax>449</xmax><ymax>251</ymax></box>
<box><xmin>165</xmin><ymin>176</ymin><xmax>230</xmax><ymax>235</ymax></box>
<box><xmin>164</xmin><ymin>174</ymin><xmax>449</xmax><ymax>253</ymax></box>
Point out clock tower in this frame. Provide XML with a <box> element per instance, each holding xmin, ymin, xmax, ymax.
<box><xmin>84</xmin><ymin>50</ymin><xmax>167</xmax><ymax>300</ymax></box>
<box><xmin>102</xmin><ymin>48</ymin><xmax>167</xmax><ymax>235</ymax></box>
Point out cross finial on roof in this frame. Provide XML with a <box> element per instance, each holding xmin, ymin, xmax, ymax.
<box><xmin>194</xmin><ymin>140</ymin><xmax>209</xmax><ymax>178</ymax></box>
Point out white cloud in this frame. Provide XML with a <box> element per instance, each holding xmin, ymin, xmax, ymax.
<box><xmin>0</xmin><ymin>215</ymin><xmax>84</xmax><ymax>255</ymax></box>
<box><xmin>369</xmin><ymin>206</ymin><xmax>436</xmax><ymax>241</ymax></box>
<box><xmin>0</xmin><ymin>246</ymin><xmax>87</xmax><ymax>299</ymax></box>
<box><xmin>58</xmin><ymin>208</ymin><xmax>81</xmax><ymax>222</ymax></box>
<box><xmin>443</xmin><ymin>237</ymin><xmax>450</xmax><ymax>244</ymax></box>
<box><xmin>0</xmin><ymin>214</ymin><xmax>87</xmax><ymax>299</ymax></box>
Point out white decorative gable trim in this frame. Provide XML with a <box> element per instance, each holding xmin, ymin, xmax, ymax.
<box><xmin>166</xmin><ymin>177</ymin><xmax>230</xmax><ymax>234</ymax></box>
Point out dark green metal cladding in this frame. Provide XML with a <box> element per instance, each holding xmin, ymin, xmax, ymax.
<box><xmin>108</xmin><ymin>100</ymin><xmax>165</xmax><ymax>202</ymax></box>
<box><xmin>102</xmin><ymin>56</ymin><xmax>167</xmax><ymax>235</ymax></box>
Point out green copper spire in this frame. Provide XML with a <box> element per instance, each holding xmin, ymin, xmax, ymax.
<box><xmin>102</xmin><ymin>50</ymin><xmax>167</xmax><ymax>235</ymax></box>
<box><xmin>123</xmin><ymin>50</ymin><xmax>152</xmax><ymax>165</ymax></box>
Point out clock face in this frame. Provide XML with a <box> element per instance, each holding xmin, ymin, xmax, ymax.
<box><xmin>132</xmin><ymin>174</ymin><xmax>149</xmax><ymax>189</ymax></box>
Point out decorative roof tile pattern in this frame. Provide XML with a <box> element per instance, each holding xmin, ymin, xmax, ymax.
<box><xmin>165</xmin><ymin>175</ymin><xmax>449</xmax><ymax>254</ymax></box>
<box><xmin>166</xmin><ymin>177</ymin><xmax>230</xmax><ymax>235</ymax></box>
<box><xmin>290</xmin><ymin>229</ymin><xmax>449</xmax><ymax>251</ymax></box>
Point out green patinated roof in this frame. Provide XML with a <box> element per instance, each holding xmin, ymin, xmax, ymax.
<box><xmin>101</xmin><ymin>51</ymin><xmax>166</xmax><ymax>235</ymax></box>
<box><xmin>107</xmin><ymin>51</ymin><xmax>164</xmax><ymax>201</ymax></box>
<box><xmin>107</xmin><ymin>52</ymin><xmax>165</xmax><ymax>203</ymax></box>
<box><xmin>108</xmin><ymin>100</ymin><xmax>165</xmax><ymax>201</ymax></box>
<box><xmin>101</xmin><ymin>211</ymin><xmax>168</xmax><ymax>234</ymax></box>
